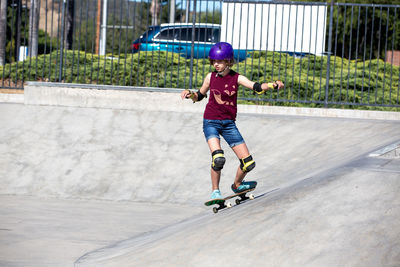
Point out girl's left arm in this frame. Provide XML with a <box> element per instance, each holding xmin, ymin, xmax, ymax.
<box><xmin>238</xmin><ymin>75</ymin><xmax>284</xmax><ymax>94</ymax></box>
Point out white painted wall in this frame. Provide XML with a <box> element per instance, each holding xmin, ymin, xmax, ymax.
<box><xmin>221</xmin><ymin>3</ymin><xmax>327</xmax><ymax>55</ymax></box>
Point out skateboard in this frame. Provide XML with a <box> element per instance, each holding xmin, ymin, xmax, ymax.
<box><xmin>204</xmin><ymin>188</ymin><xmax>256</xmax><ymax>213</ymax></box>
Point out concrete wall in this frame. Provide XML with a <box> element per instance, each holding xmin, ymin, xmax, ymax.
<box><xmin>24</xmin><ymin>82</ymin><xmax>400</xmax><ymax>120</ymax></box>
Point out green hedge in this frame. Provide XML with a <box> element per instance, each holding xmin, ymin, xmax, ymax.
<box><xmin>1</xmin><ymin>50</ymin><xmax>399</xmax><ymax>111</ymax></box>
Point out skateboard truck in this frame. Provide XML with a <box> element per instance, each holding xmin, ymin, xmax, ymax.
<box><xmin>212</xmin><ymin>201</ymin><xmax>233</xmax><ymax>214</ymax></box>
<box><xmin>235</xmin><ymin>192</ymin><xmax>255</xmax><ymax>205</ymax></box>
<box><xmin>205</xmin><ymin>188</ymin><xmax>256</xmax><ymax>213</ymax></box>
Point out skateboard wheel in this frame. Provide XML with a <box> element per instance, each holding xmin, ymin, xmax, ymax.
<box><xmin>235</xmin><ymin>199</ymin><xmax>241</xmax><ymax>205</ymax></box>
<box><xmin>226</xmin><ymin>202</ymin><xmax>233</xmax><ymax>208</ymax></box>
<box><xmin>213</xmin><ymin>207</ymin><xmax>218</xmax><ymax>213</ymax></box>
<box><xmin>249</xmin><ymin>194</ymin><xmax>255</xmax><ymax>200</ymax></box>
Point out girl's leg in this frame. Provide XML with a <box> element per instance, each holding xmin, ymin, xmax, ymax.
<box><xmin>231</xmin><ymin>143</ymin><xmax>251</xmax><ymax>188</ymax></box>
<box><xmin>207</xmin><ymin>137</ymin><xmax>222</xmax><ymax>191</ymax></box>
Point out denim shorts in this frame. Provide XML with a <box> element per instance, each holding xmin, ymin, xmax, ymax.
<box><xmin>203</xmin><ymin>119</ymin><xmax>245</xmax><ymax>148</ymax></box>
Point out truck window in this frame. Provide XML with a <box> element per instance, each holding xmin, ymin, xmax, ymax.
<box><xmin>176</xmin><ymin>28</ymin><xmax>193</xmax><ymax>42</ymax></box>
<box><xmin>156</xmin><ymin>28</ymin><xmax>176</xmax><ymax>40</ymax></box>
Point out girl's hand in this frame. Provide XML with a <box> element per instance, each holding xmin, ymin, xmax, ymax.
<box><xmin>181</xmin><ymin>89</ymin><xmax>193</xmax><ymax>100</ymax></box>
<box><xmin>258</xmin><ymin>80</ymin><xmax>285</xmax><ymax>93</ymax></box>
<box><xmin>274</xmin><ymin>80</ymin><xmax>284</xmax><ymax>89</ymax></box>
<box><xmin>181</xmin><ymin>89</ymin><xmax>197</xmax><ymax>103</ymax></box>
<box><xmin>263</xmin><ymin>80</ymin><xmax>284</xmax><ymax>91</ymax></box>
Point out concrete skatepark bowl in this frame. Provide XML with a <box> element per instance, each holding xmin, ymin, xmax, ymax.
<box><xmin>0</xmin><ymin>83</ymin><xmax>399</xmax><ymax>266</ymax></box>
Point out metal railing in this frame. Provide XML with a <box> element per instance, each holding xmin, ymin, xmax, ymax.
<box><xmin>0</xmin><ymin>0</ymin><xmax>399</xmax><ymax>108</ymax></box>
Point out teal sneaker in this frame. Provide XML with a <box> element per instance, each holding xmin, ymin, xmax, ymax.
<box><xmin>210</xmin><ymin>189</ymin><xmax>222</xmax><ymax>199</ymax></box>
<box><xmin>231</xmin><ymin>181</ymin><xmax>257</xmax><ymax>193</ymax></box>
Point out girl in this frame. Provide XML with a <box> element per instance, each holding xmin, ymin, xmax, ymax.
<box><xmin>181</xmin><ymin>42</ymin><xmax>284</xmax><ymax>200</ymax></box>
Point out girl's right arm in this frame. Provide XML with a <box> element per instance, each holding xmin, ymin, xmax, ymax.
<box><xmin>181</xmin><ymin>73</ymin><xmax>212</xmax><ymax>102</ymax></box>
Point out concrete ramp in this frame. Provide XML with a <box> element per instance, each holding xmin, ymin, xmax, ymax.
<box><xmin>1</xmin><ymin>102</ymin><xmax>399</xmax><ymax>205</ymax></box>
<box><xmin>76</xmin><ymin>155</ymin><xmax>400</xmax><ymax>266</ymax></box>
<box><xmin>1</xmin><ymin>86</ymin><xmax>400</xmax><ymax>266</ymax></box>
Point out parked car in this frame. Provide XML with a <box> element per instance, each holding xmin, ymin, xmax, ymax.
<box><xmin>282</xmin><ymin>51</ymin><xmax>311</xmax><ymax>58</ymax></box>
<box><xmin>131</xmin><ymin>23</ymin><xmax>248</xmax><ymax>61</ymax></box>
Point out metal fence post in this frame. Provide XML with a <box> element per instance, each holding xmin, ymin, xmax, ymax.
<box><xmin>59</xmin><ymin>0</ymin><xmax>66</xmax><ymax>82</ymax></box>
<box><xmin>325</xmin><ymin>0</ymin><xmax>335</xmax><ymax>107</ymax></box>
<box><xmin>189</xmin><ymin>0</ymin><xmax>197</xmax><ymax>89</ymax></box>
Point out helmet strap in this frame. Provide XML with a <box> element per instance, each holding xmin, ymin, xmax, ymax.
<box><xmin>216</xmin><ymin>66</ymin><xmax>230</xmax><ymax>77</ymax></box>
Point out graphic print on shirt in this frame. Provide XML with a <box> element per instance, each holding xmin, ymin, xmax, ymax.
<box><xmin>203</xmin><ymin>70</ymin><xmax>239</xmax><ymax>121</ymax></box>
<box><xmin>211</xmin><ymin>84</ymin><xmax>236</xmax><ymax>106</ymax></box>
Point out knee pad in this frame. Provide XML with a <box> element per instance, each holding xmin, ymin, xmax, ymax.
<box><xmin>211</xmin><ymin>149</ymin><xmax>226</xmax><ymax>171</ymax></box>
<box><xmin>240</xmin><ymin>155</ymin><xmax>255</xmax><ymax>173</ymax></box>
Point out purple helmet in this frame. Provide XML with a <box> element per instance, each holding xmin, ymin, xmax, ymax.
<box><xmin>209</xmin><ymin>42</ymin><xmax>234</xmax><ymax>61</ymax></box>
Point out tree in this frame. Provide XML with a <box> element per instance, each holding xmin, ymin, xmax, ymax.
<box><xmin>65</xmin><ymin>0</ymin><xmax>74</xmax><ymax>49</ymax></box>
<box><xmin>28</xmin><ymin>0</ymin><xmax>39</xmax><ymax>57</ymax></box>
<box><xmin>0</xmin><ymin>0</ymin><xmax>7</xmax><ymax>66</ymax></box>
<box><xmin>327</xmin><ymin>4</ymin><xmax>400</xmax><ymax>60</ymax></box>
<box><xmin>150</xmin><ymin>0</ymin><xmax>159</xmax><ymax>25</ymax></box>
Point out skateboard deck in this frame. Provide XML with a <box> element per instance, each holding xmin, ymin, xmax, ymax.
<box><xmin>204</xmin><ymin>188</ymin><xmax>256</xmax><ymax>213</ymax></box>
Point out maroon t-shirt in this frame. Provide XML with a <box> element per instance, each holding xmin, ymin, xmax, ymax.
<box><xmin>204</xmin><ymin>70</ymin><xmax>240</xmax><ymax>121</ymax></box>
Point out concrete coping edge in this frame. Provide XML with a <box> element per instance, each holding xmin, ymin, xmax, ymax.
<box><xmin>19</xmin><ymin>82</ymin><xmax>400</xmax><ymax>121</ymax></box>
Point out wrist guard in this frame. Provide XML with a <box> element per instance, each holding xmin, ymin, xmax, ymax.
<box><xmin>267</xmin><ymin>82</ymin><xmax>276</xmax><ymax>89</ymax></box>
<box><xmin>196</xmin><ymin>90</ymin><xmax>207</xmax><ymax>102</ymax></box>
<box><xmin>253</xmin><ymin>82</ymin><xmax>263</xmax><ymax>95</ymax></box>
